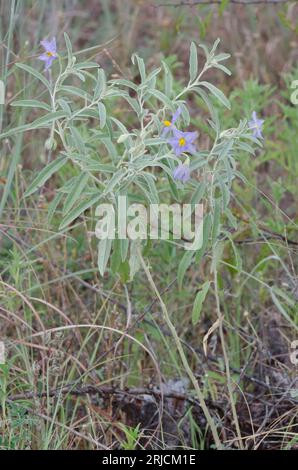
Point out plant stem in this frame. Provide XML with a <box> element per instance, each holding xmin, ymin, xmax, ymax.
<box><xmin>213</xmin><ymin>262</ymin><xmax>244</xmax><ymax>449</ymax></box>
<box><xmin>138</xmin><ymin>248</ymin><xmax>222</xmax><ymax>449</ymax></box>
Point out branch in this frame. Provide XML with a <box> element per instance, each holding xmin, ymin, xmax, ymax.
<box><xmin>7</xmin><ymin>384</ymin><xmax>222</xmax><ymax>410</ymax></box>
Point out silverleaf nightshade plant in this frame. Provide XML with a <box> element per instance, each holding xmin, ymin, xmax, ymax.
<box><xmin>2</xmin><ymin>34</ymin><xmax>265</xmax><ymax>450</ymax></box>
<box><xmin>4</xmin><ymin>34</ymin><xmax>263</xmax><ymax>280</ymax></box>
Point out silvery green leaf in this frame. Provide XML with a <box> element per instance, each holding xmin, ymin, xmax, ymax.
<box><xmin>213</xmin><ymin>52</ymin><xmax>231</xmax><ymax>63</ymax></box>
<box><xmin>219</xmin><ymin>181</ymin><xmax>230</xmax><ymax>210</ymax></box>
<box><xmin>83</xmin><ymin>162</ymin><xmax>116</xmax><ymax>173</ymax></box>
<box><xmin>237</xmin><ymin>141</ymin><xmax>255</xmax><ymax>155</ymax></box>
<box><xmin>162</xmin><ymin>60</ymin><xmax>173</xmax><ymax>97</ymax></box>
<box><xmin>178</xmin><ymin>250</ymin><xmax>195</xmax><ymax>290</ymax></box>
<box><xmin>189</xmin><ymin>42</ymin><xmax>198</xmax><ymax>82</ymax></box>
<box><xmin>139</xmin><ymin>68</ymin><xmax>160</xmax><ymax>91</ymax></box>
<box><xmin>25</xmin><ymin>155</ymin><xmax>66</xmax><ymax>197</ymax></box>
<box><xmin>192</xmin><ymin>281</ymin><xmax>210</xmax><ymax>325</ymax></box>
<box><xmin>74</xmin><ymin>62</ymin><xmax>99</xmax><ymax>70</ymax></box>
<box><xmin>110</xmin><ymin>117</ymin><xmax>133</xmax><ymax>147</ymax></box>
<box><xmin>72</xmin><ymin>70</ymin><xmax>85</xmax><ymax>82</ymax></box>
<box><xmin>48</xmin><ymin>191</ymin><xmax>63</xmax><ymax>223</ymax></box>
<box><xmin>178</xmin><ymin>103</ymin><xmax>191</xmax><ymax>126</ymax></box>
<box><xmin>98</xmin><ymin>238</ymin><xmax>112</xmax><ymax>276</ymax></box>
<box><xmin>100</xmin><ymin>137</ymin><xmax>118</xmax><ymax>161</ymax></box>
<box><xmin>121</xmin><ymin>95</ymin><xmax>140</xmax><ymax>115</ymax></box>
<box><xmin>148</xmin><ymin>89</ymin><xmax>174</xmax><ymax>110</ymax></box>
<box><xmin>210</xmin><ymin>38</ymin><xmax>221</xmax><ymax>56</ymax></box>
<box><xmin>59</xmin><ymin>192</ymin><xmax>102</xmax><ymax>230</ymax></box>
<box><xmin>199</xmin><ymin>43</ymin><xmax>210</xmax><ymax>61</ymax></box>
<box><xmin>0</xmin><ymin>110</ymin><xmax>68</xmax><ymax>140</ymax></box>
<box><xmin>168</xmin><ymin>173</ymin><xmax>179</xmax><ymax>201</ymax></box>
<box><xmin>64</xmin><ymin>32</ymin><xmax>73</xmax><ymax>68</ymax></box>
<box><xmin>131</xmin><ymin>54</ymin><xmax>146</xmax><ymax>82</ymax></box>
<box><xmin>190</xmin><ymin>182</ymin><xmax>206</xmax><ymax>206</ymax></box>
<box><xmin>108</xmin><ymin>78</ymin><xmax>138</xmax><ymax>92</ymax></box>
<box><xmin>11</xmin><ymin>99</ymin><xmax>51</xmax><ymax>112</ymax></box>
<box><xmin>105</xmin><ymin>169</ymin><xmax>124</xmax><ymax>194</ymax></box>
<box><xmin>110</xmin><ymin>239</ymin><xmax>122</xmax><ymax>274</ymax></box>
<box><xmin>16</xmin><ymin>63</ymin><xmax>51</xmax><ymax>92</ymax></box>
<box><xmin>70</xmin><ymin>126</ymin><xmax>86</xmax><ymax>155</ymax></box>
<box><xmin>98</xmin><ymin>102</ymin><xmax>107</xmax><ymax>129</ymax></box>
<box><xmin>199</xmin><ymin>81</ymin><xmax>231</xmax><ymax>109</ymax></box>
<box><xmin>225</xmin><ymin>233</ymin><xmax>242</xmax><ymax>272</ymax></box>
<box><xmin>129</xmin><ymin>240</ymin><xmax>141</xmax><ymax>279</ymax></box>
<box><xmin>57</xmin><ymin>98</ymin><xmax>72</xmax><ymax>117</ymax></box>
<box><xmin>144</xmin><ymin>162</ymin><xmax>174</xmax><ymax>178</ymax></box>
<box><xmin>144</xmin><ymin>138</ymin><xmax>164</xmax><ymax>147</ymax></box>
<box><xmin>213</xmin><ymin>63</ymin><xmax>231</xmax><ymax>75</ymax></box>
<box><xmin>210</xmin><ymin>241</ymin><xmax>224</xmax><ymax>273</ymax></box>
<box><xmin>94</xmin><ymin>68</ymin><xmax>107</xmax><ymax>99</ymax></box>
<box><xmin>189</xmin><ymin>158</ymin><xmax>207</xmax><ymax>171</ymax></box>
<box><xmin>120</xmin><ymin>238</ymin><xmax>129</xmax><ymax>263</ymax></box>
<box><xmin>135</xmin><ymin>174</ymin><xmax>159</xmax><ymax>204</ymax></box>
<box><xmin>63</xmin><ymin>172</ymin><xmax>89</xmax><ymax>215</ymax></box>
<box><xmin>59</xmin><ymin>85</ymin><xmax>92</xmax><ymax>101</ymax></box>
<box><xmin>75</xmin><ymin>109</ymin><xmax>99</xmax><ymax>119</ymax></box>
<box><xmin>192</xmin><ymin>87</ymin><xmax>217</xmax><ymax>123</ymax></box>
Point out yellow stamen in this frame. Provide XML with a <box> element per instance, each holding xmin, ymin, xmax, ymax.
<box><xmin>46</xmin><ymin>51</ymin><xmax>54</xmax><ymax>57</ymax></box>
<box><xmin>164</xmin><ymin>120</ymin><xmax>171</xmax><ymax>127</ymax></box>
<box><xmin>179</xmin><ymin>137</ymin><xmax>186</xmax><ymax>147</ymax></box>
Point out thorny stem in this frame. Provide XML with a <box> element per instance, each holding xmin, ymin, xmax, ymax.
<box><xmin>138</xmin><ymin>248</ymin><xmax>222</xmax><ymax>449</ymax></box>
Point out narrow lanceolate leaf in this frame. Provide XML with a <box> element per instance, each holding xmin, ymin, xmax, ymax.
<box><xmin>48</xmin><ymin>191</ymin><xmax>63</xmax><ymax>223</ymax></box>
<box><xmin>192</xmin><ymin>281</ymin><xmax>210</xmax><ymax>325</ymax></box>
<box><xmin>98</xmin><ymin>102</ymin><xmax>106</xmax><ymax>129</ymax></box>
<box><xmin>189</xmin><ymin>42</ymin><xmax>198</xmax><ymax>82</ymax></box>
<box><xmin>178</xmin><ymin>250</ymin><xmax>195</xmax><ymax>291</ymax></box>
<box><xmin>70</xmin><ymin>126</ymin><xmax>86</xmax><ymax>155</ymax></box>
<box><xmin>211</xmin><ymin>198</ymin><xmax>222</xmax><ymax>244</ymax></box>
<box><xmin>131</xmin><ymin>54</ymin><xmax>146</xmax><ymax>82</ymax></box>
<box><xmin>63</xmin><ymin>172</ymin><xmax>89</xmax><ymax>215</ymax></box>
<box><xmin>162</xmin><ymin>60</ymin><xmax>173</xmax><ymax>97</ymax></box>
<box><xmin>64</xmin><ymin>32</ymin><xmax>73</xmax><ymax>67</ymax></box>
<box><xmin>24</xmin><ymin>156</ymin><xmax>66</xmax><ymax>197</ymax></box>
<box><xmin>94</xmin><ymin>68</ymin><xmax>107</xmax><ymax>99</ymax></box>
<box><xmin>59</xmin><ymin>192</ymin><xmax>102</xmax><ymax>230</ymax></box>
<box><xmin>0</xmin><ymin>110</ymin><xmax>67</xmax><ymax>140</ymax></box>
<box><xmin>98</xmin><ymin>238</ymin><xmax>112</xmax><ymax>276</ymax></box>
<box><xmin>148</xmin><ymin>89</ymin><xmax>174</xmax><ymax>110</ymax></box>
<box><xmin>16</xmin><ymin>63</ymin><xmax>51</xmax><ymax>92</ymax></box>
<box><xmin>199</xmin><ymin>81</ymin><xmax>231</xmax><ymax>109</ymax></box>
<box><xmin>11</xmin><ymin>100</ymin><xmax>51</xmax><ymax>112</ymax></box>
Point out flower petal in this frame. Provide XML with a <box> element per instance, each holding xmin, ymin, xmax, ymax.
<box><xmin>185</xmin><ymin>131</ymin><xmax>198</xmax><ymax>143</ymax></box>
<box><xmin>186</xmin><ymin>143</ymin><xmax>196</xmax><ymax>154</ymax></box>
<box><xmin>38</xmin><ymin>53</ymin><xmax>49</xmax><ymax>62</ymax></box>
<box><xmin>161</xmin><ymin>126</ymin><xmax>170</xmax><ymax>137</ymax></box>
<box><xmin>41</xmin><ymin>37</ymin><xmax>57</xmax><ymax>54</ymax></box>
<box><xmin>171</xmin><ymin>107</ymin><xmax>182</xmax><ymax>124</ymax></box>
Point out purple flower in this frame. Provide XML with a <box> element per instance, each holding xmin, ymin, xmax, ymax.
<box><xmin>248</xmin><ymin>111</ymin><xmax>264</xmax><ymax>139</ymax></box>
<box><xmin>161</xmin><ymin>107</ymin><xmax>182</xmax><ymax>137</ymax></box>
<box><xmin>38</xmin><ymin>37</ymin><xmax>57</xmax><ymax>70</ymax></box>
<box><xmin>173</xmin><ymin>162</ymin><xmax>191</xmax><ymax>183</ymax></box>
<box><xmin>168</xmin><ymin>128</ymin><xmax>198</xmax><ymax>156</ymax></box>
